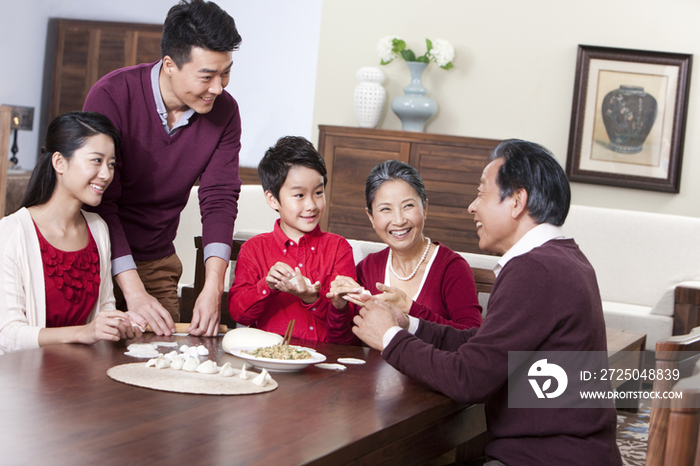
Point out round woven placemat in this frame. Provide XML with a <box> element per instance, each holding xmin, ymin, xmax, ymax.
<box><xmin>107</xmin><ymin>363</ymin><xmax>277</xmax><ymax>395</ymax></box>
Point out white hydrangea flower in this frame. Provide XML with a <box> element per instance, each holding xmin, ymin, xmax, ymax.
<box><xmin>377</xmin><ymin>35</ymin><xmax>399</xmax><ymax>63</ymax></box>
<box><xmin>428</xmin><ymin>39</ymin><xmax>455</xmax><ymax>67</ymax></box>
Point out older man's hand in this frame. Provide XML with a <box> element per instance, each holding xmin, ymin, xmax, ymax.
<box><xmin>352</xmin><ymin>297</ymin><xmax>407</xmax><ymax>351</ymax></box>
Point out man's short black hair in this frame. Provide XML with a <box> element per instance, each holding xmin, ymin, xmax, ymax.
<box><xmin>258</xmin><ymin>136</ymin><xmax>328</xmax><ymax>202</ymax></box>
<box><xmin>490</xmin><ymin>139</ymin><xmax>571</xmax><ymax>226</ymax></box>
<box><xmin>161</xmin><ymin>0</ymin><xmax>242</xmax><ymax>68</ymax></box>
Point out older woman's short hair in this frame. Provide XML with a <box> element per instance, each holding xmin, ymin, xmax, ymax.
<box><xmin>489</xmin><ymin>139</ymin><xmax>571</xmax><ymax>226</ymax></box>
<box><xmin>365</xmin><ymin>160</ymin><xmax>426</xmax><ymax>214</ymax></box>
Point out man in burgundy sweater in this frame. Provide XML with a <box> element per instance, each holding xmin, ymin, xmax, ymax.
<box><xmin>83</xmin><ymin>0</ymin><xmax>242</xmax><ymax>336</ymax></box>
<box><xmin>353</xmin><ymin>139</ymin><xmax>622</xmax><ymax>465</ymax></box>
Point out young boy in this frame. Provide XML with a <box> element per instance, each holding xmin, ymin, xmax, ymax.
<box><xmin>227</xmin><ymin>136</ymin><xmax>357</xmax><ymax>343</ymax></box>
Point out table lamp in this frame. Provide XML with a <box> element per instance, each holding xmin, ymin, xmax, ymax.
<box><xmin>7</xmin><ymin>105</ymin><xmax>34</xmax><ymax>167</ymax></box>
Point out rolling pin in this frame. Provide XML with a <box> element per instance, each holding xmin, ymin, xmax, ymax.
<box><xmin>144</xmin><ymin>323</ymin><xmax>228</xmax><ymax>334</ymax></box>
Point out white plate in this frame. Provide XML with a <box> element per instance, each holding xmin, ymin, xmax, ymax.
<box><xmin>230</xmin><ymin>345</ymin><xmax>327</xmax><ymax>372</ymax></box>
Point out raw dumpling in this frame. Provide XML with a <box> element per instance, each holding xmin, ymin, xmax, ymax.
<box><xmin>220</xmin><ymin>362</ymin><xmax>235</xmax><ymax>377</ymax></box>
<box><xmin>196</xmin><ymin>360</ymin><xmax>218</xmax><ymax>374</ymax></box>
<box><xmin>155</xmin><ymin>355</ymin><xmax>170</xmax><ymax>370</ymax></box>
<box><xmin>170</xmin><ymin>354</ymin><xmax>185</xmax><ymax>370</ymax></box>
<box><xmin>239</xmin><ymin>363</ymin><xmax>249</xmax><ymax>380</ymax></box>
<box><xmin>182</xmin><ymin>356</ymin><xmax>200</xmax><ymax>372</ymax></box>
<box><xmin>252</xmin><ymin>368</ymin><xmax>273</xmax><ymax>387</ymax></box>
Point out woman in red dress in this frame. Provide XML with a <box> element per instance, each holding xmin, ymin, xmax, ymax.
<box><xmin>0</xmin><ymin>111</ymin><xmax>140</xmax><ymax>354</ymax></box>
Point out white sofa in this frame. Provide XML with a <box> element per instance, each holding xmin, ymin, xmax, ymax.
<box><xmin>176</xmin><ymin>185</ymin><xmax>700</xmax><ymax>349</ymax></box>
<box><xmin>562</xmin><ymin>205</ymin><xmax>700</xmax><ymax>349</ymax></box>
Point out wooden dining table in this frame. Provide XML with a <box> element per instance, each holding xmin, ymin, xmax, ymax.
<box><xmin>0</xmin><ymin>334</ymin><xmax>486</xmax><ymax>466</ymax></box>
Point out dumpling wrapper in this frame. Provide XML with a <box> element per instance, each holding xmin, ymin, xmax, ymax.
<box><xmin>337</xmin><ymin>357</ymin><xmax>366</xmax><ymax>365</ymax></box>
<box><xmin>290</xmin><ymin>274</ymin><xmax>313</xmax><ymax>289</ymax></box>
<box><xmin>196</xmin><ymin>360</ymin><xmax>219</xmax><ymax>374</ymax></box>
<box><xmin>125</xmin><ymin>343</ymin><xmax>160</xmax><ymax>358</ymax></box>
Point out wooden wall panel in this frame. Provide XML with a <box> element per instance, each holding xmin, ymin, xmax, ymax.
<box><xmin>49</xmin><ymin>19</ymin><xmax>162</xmax><ymax>123</ymax></box>
<box><xmin>0</xmin><ymin>106</ymin><xmax>11</xmax><ymax>216</ymax></box>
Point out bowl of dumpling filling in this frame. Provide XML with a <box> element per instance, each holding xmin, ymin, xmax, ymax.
<box><xmin>230</xmin><ymin>344</ymin><xmax>327</xmax><ymax>372</ymax></box>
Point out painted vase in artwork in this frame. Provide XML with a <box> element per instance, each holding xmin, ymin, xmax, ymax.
<box><xmin>601</xmin><ymin>85</ymin><xmax>658</xmax><ymax>154</ymax></box>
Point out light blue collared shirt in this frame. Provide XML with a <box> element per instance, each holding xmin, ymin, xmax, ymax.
<box><xmin>151</xmin><ymin>60</ymin><xmax>195</xmax><ymax>135</ymax></box>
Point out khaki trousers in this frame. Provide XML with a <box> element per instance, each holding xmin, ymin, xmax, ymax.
<box><xmin>114</xmin><ymin>253</ymin><xmax>183</xmax><ymax>322</ymax></box>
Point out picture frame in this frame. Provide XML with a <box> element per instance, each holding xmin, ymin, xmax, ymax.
<box><xmin>566</xmin><ymin>45</ymin><xmax>692</xmax><ymax>193</ymax></box>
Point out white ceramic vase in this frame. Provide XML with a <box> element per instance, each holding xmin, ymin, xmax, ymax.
<box><xmin>353</xmin><ymin>67</ymin><xmax>386</xmax><ymax>128</ymax></box>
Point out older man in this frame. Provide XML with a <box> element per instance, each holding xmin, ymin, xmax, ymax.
<box><xmin>353</xmin><ymin>139</ymin><xmax>621</xmax><ymax>466</ymax></box>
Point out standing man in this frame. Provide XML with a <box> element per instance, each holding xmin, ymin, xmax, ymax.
<box><xmin>84</xmin><ymin>0</ymin><xmax>242</xmax><ymax>336</ymax></box>
<box><xmin>352</xmin><ymin>139</ymin><xmax>622</xmax><ymax>465</ymax></box>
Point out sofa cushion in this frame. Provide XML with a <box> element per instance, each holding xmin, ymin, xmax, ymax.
<box><xmin>600</xmin><ymin>301</ymin><xmax>673</xmax><ymax>349</ymax></box>
<box><xmin>563</xmin><ymin>205</ymin><xmax>700</xmax><ymax>310</ymax></box>
<box><xmin>346</xmin><ymin>239</ymin><xmax>388</xmax><ymax>265</ymax></box>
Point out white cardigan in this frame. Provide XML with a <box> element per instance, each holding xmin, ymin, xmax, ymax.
<box><xmin>0</xmin><ymin>208</ymin><xmax>116</xmax><ymax>354</ymax></box>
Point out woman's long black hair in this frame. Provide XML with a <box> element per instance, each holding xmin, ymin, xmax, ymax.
<box><xmin>21</xmin><ymin>111</ymin><xmax>120</xmax><ymax>209</ymax></box>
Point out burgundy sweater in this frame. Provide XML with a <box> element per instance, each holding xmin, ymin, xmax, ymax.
<box><xmin>83</xmin><ymin>62</ymin><xmax>242</xmax><ymax>262</ymax></box>
<box><xmin>383</xmin><ymin>239</ymin><xmax>621</xmax><ymax>466</ymax></box>
<box><xmin>356</xmin><ymin>243</ymin><xmax>482</xmax><ymax>329</ymax></box>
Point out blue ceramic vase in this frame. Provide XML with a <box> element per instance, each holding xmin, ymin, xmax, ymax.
<box><xmin>601</xmin><ymin>85</ymin><xmax>658</xmax><ymax>154</ymax></box>
<box><xmin>391</xmin><ymin>62</ymin><xmax>437</xmax><ymax>132</ymax></box>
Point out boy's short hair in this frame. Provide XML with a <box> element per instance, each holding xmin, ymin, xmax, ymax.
<box><xmin>161</xmin><ymin>0</ymin><xmax>242</xmax><ymax>68</ymax></box>
<box><xmin>258</xmin><ymin>136</ymin><xmax>328</xmax><ymax>202</ymax></box>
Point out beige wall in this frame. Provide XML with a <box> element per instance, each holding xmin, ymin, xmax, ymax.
<box><xmin>313</xmin><ymin>0</ymin><xmax>700</xmax><ymax>218</ymax></box>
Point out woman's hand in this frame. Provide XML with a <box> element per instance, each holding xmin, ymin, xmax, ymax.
<box><xmin>78</xmin><ymin>310</ymin><xmax>136</xmax><ymax>345</ymax></box>
<box><xmin>373</xmin><ymin>282</ymin><xmax>413</xmax><ymax>314</ymax></box>
<box><xmin>327</xmin><ymin>275</ymin><xmax>364</xmax><ymax>309</ymax></box>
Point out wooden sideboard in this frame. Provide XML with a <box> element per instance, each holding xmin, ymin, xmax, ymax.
<box><xmin>317</xmin><ymin>125</ymin><xmax>500</xmax><ymax>254</ymax></box>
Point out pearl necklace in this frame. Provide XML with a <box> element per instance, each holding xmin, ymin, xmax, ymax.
<box><xmin>389</xmin><ymin>238</ymin><xmax>432</xmax><ymax>281</ymax></box>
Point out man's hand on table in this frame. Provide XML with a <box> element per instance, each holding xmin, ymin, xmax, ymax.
<box><xmin>352</xmin><ymin>295</ymin><xmax>409</xmax><ymax>351</ymax></box>
<box><xmin>189</xmin><ymin>286</ymin><xmax>222</xmax><ymax>336</ymax></box>
<box><xmin>117</xmin><ymin>269</ymin><xmax>175</xmax><ymax>336</ymax></box>
<box><xmin>188</xmin><ymin>256</ymin><xmax>226</xmax><ymax>337</ymax></box>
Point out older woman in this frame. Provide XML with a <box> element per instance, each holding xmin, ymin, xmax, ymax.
<box><xmin>329</xmin><ymin>160</ymin><xmax>482</xmax><ymax>329</ymax></box>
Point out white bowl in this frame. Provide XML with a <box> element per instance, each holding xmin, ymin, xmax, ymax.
<box><xmin>230</xmin><ymin>345</ymin><xmax>326</xmax><ymax>372</ymax></box>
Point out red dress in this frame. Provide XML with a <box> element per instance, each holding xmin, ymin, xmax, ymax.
<box><xmin>34</xmin><ymin>223</ymin><xmax>101</xmax><ymax>327</ymax></box>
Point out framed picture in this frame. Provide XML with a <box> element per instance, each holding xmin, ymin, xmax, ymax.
<box><xmin>566</xmin><ymin>45</ymin><xmax>692</xmax><ymax>193</ymax></box>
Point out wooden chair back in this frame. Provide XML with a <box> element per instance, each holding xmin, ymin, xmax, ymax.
<box><xmin>646</xmin><ymin>326</ymin><xmax>700</xmax><ymax>466</ymax></box>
